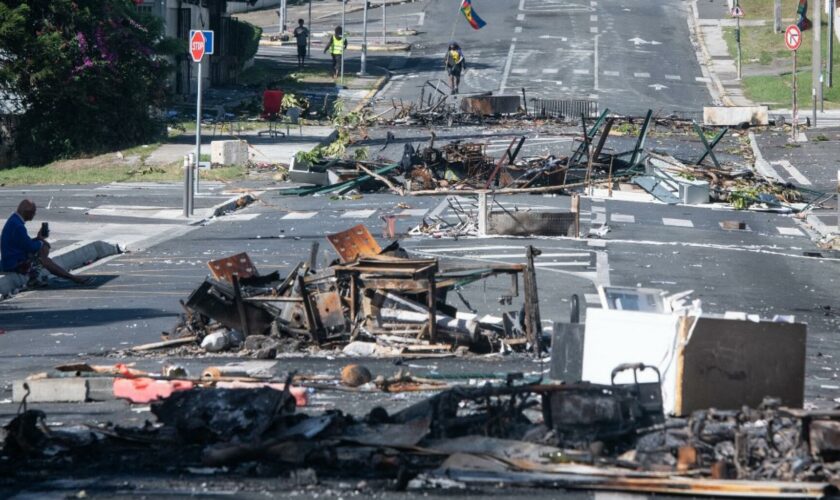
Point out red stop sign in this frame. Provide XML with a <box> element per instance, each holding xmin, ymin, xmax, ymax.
<box><xmin>190</xmin><ymin>31</ymin><xmax>206</xmax><ymax>62</ymax></box>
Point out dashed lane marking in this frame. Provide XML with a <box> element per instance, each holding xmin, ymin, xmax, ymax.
<box><xmin>603</xmin><ymin>70</ymin><xmax>620</xmax><ymax>77</ymax></box>
<box><xmin>665</xmin><ymin>74</ymin><xmax>681</xmax><ymax>80</ymax></box>
<box><xmin>282</xmin><ymin>211</ymin><xmax>317</xmax><ymax>220</ymax></box>
<box><xmin>662</xmin><ymin>218</ymin><xmax>694</xmax><ymax>228</ymax></box>
<box><xmin>634</xmin><ymin>72</ymin><xmax>650</xmax><ymax>78</ymax></box>
<box><xmin>695</xmin><ymin>76</ymin><xmax>711</xmax><ymax>83</ymax></box>
<box><xmin>399</xmin><ymin>208</ymin><xmax>429</xmax><ymax>217</ymax></box>
<box><xmin>515</xmin><ymin>26</ymin><xmax>523</xmax><ymax>33</ymax></box>
<box><xmin>772</xmin><ymin>159</ymin><xmax>812</xmax><ymax>186</ymax></box>
<box><xmin>542</xmin><ymin>68</ymin><xmax>559</xmax><ymax>74</ymax></box>
<box><xmin>517</xmin><ymin>13</ymin><xmax>525</xmax><ymax>20</ymax></box>
<box><xmin>777</xmin><ymin>226</ymin><xmax>805</xmax><ymax>237</ymax></box>
<box><xmin>574</xmin><ymin>69</ymin><xmax>590</xmax><ymax>75</ymax></box>
<box><xmin>340</xmin><ymin>209</ymin><xmax>377</xmax><ymax>219</ymax></box>
<box><xmin>610</xmin><ymin>214</ymin><xmax>635</xmax><ymax>223</ymax></box>
<box><xmin>512</xmin><ymin>68</ymin><xmax>528</xmax><ymax>74</ymax></box>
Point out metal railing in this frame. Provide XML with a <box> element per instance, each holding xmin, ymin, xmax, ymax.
<box><xmin>531</xmin><ymin>98</ymin><xmax>599</xmax><ymax>119</ymax></box>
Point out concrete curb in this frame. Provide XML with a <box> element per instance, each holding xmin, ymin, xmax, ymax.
<box><xmin>0</xmin><ymin>240</ymin><xmax>121</xmax><ymax>298</ymax></box>
<box><xmin>688</xmin><ymin>0</ymin><xmax>732</xmax><ymax>107</ymax></box>
<box><xmin>259</xmin><ymin>40</ymin><xmax>411</xmax><ymax>52</ymax></box>
<box><xmin>351</xmin><ymin>65</ymin><xmax>391</xmax><ymax>114</ymax></box>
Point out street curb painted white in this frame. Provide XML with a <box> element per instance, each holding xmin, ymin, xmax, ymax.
<box><xmin>0</xmin><ymin>240</ymin><xmax>121</xmax><ymax>298</ymax></box>
<box><xmin>687</xmin><ymin>0</ymin><xmax>731</xmax><ymax>107</ymax></box>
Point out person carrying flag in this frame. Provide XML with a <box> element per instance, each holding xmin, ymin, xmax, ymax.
<box><xmin>323</xmin><ymin>26</ymin><xmax>348</xmax><ymax>79</ymax></box>
<box><xmin>444</xmin><ymin>42</ymin><xmax>466</xmax><ymax>95</ymax></box>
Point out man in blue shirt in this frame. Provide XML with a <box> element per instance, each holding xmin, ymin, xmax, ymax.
<box><xmin>1</xmin><ymin>200</ymin><xmax>88</xmax><ymax>284</ymax></box>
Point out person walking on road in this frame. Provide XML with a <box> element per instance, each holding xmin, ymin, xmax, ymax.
<box><xmin>324</xmin><ymin>26</ymin><xmax>348</xmax><ymax>79</ymax></box>
<box><xmin>293</xmin><ymin>19</ymin><xmax>310</xmax><ymax>69</ymax></box>
<box><xmin>444</xmin><ymin>42</ymin><xmax>466</xmax><ymax>95</ymax></box>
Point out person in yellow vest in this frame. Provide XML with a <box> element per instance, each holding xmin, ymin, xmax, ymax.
<box><xmin>324</xmin><ymin>26</ymin><xmax>348</xmax><ymax>79</ymax></box>
<box><xmin>444</xmin><ymin>42</ymin><xmax>466</xmax><ymax>95</ymax></box>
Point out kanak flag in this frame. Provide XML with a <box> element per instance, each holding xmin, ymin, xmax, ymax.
<box><xmin>460</xmin><ymin>0</ymin><xmax>486</xmax><ymax>30</ymax></box>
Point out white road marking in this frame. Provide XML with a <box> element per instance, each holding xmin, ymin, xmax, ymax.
<box><xmin>536</xmin><ymin>262</ymin><xmax>592</xmax><ymax>267</ymax></box>
<box><xmin>282</xmin><ymin>211</ymin><xmax>317</xmax><ymax>220</ymax></box>
<box><xmin>590</xmin><ymin>26</ymin><xmax>599</xmax><ymax>33</ymax></box>
<box><xmin>517</xmin><ymin>13</ymin><xmax>525</xmax><ymax>20</ymax></box>
<box><xmin>499</xmin><ymin>42</ymin><xmax>517</xmax><ymax>93</ymax></box>
<box><xmin>417</xmin><ymin>12</ymin><xmax>425</xmax><ymax>25</ymax></box>
<box><xmin>591</xmin><ymin>205</ymin><xmax>606</xmax><ymax>213</ymax></box>
<box><xmin>591</xmin><ymin>1</ymin><xmax>598</xmax><ymax>6</ymax></box>
<box><xmin>695</xmin><ymin>76</ymin><xmax>711</xmax><ymax>83</ymax></box>
<box><xmin>603</xmin><ymin>70</ymin><xmax>620</xmax><ymax>77</ymax></box>
<box><xmin>515</xmin><ymin>26</ymin><xmax>523</xmax><ymax>33</ymax></box>
<box><xmin>665</xmin><ymin>74</ymin><xmax>681</xmax><ymax>80</ymax></box>
<box><xmin>519</xmin><ymin>0</ymin><xmax>525</xmax><ymax>9</ymax></box>
<box><xmin>777</xmin><ymin>226</ymin><xmax>805</xmax><ymax>237</ymax></box>
<box><xmin>574</xmin><ymin>68</ymin><xmax>590</xmax><ymax>75</ymax></box>
<box><xmin>610</xmin><ymin>214</ymin><xmax>635</xmax><ymax>223</ymax></box>
<box><xmin>416</xmin><ymin>245</ymin><xmax>525</xmax><ymax>253</ymax></box>
<box><xmin>399</xmin><ymin>208</ymin><xmax>428</xmax><ymax>217</ymax></box>
<box><xmin>590</xmin><ymin>14</ymin><xmax>598</xmax><ymax>21</ymax></box>
<box><xmin>584</xmin><ymin>293</ymin><xmax>601</xmax><ymax>304</ymax></box>
<box><xmin>512</xmin><ymin>68</ymin><xmax>528</xmax><ymax>74</ymax></box>
<box><xmin>341</xmin><ymin>209</ymin><xmax>376</xmax><ymax>219</ymax></box>
<box><xmin>662</xmin><ymin>218</ymin><xmax>694</xmax><ymax>228</ymax></box>
<box><xmin>773</xmin><ymin>159</ymin><xmax>812</xmax><ymax>186</ymax></box>
<box><xmin>542</xmin><ymin>68</ymin><xmax>559</xmax><ymax>74</ymax></box>
<box><xmin>634</xmin><ymin>72</ymin><xmax>650</xmax><ymax>78</ymax></box>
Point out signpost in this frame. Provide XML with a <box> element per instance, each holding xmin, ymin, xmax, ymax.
<box><xmin>786</xmin><ymin>24</ymin><xmax>802</xmax><ymax>142</ymax></box>
<box><xmin>187</xmin><ymin>29</ymin><xmax>214</xmax><ymax>217</ymax></box>
<box><xmin>732</xmin><ymin>3</ymin><xmax>744</xmax><ymax>80</ymax></box>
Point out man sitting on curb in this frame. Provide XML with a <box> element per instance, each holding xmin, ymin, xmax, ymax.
<box><xmin>1</xmin><ymin>200</ymin><xmax>89</xmax><ymax>285</ymax></box>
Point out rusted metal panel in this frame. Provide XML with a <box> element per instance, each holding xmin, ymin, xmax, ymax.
<box><xmin>208</xmin><ymin>252</ymin><xmax>257</xmax><ymax>283</ymax></box>
<box><xmin>326</xmin><ymin>224</ymin><xmax>382</xmax><ymax>263</ymax></box>
<box><xmin>460</xmin><ymin>95</ymin><xmax>521</xmax><ymax>116</ymax></box>
<box><xmin>488</xmin><ymin>211</ymin><xmax>577</xmax><ymax>237</ymax></box>
<box><xmin>311</xmin><ymin>289</ymin><xmax>347</xmax><ymax>333</ymax></box>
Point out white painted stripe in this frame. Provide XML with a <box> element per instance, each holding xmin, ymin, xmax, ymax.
<box><xmin>662</xmin><ymin>218</ymin><xmax>694</xmax><ymax>228</ymax></box>
<box><xmin>584</xmin><ymin>293</ymin><xmax>601</xmax><ymax>304</ymax></box>
<box><xmin>499</xmin><ymin>41</ymin><xmax>516</xmax><ymax>93</ymax></box>
<box><xmin>515</xmin><ymin>26</ymin><xmax>523</xmax><ymax>33</ymax></box>
<box><xmin>665</xmin><ymin>74</ymin><xmax>681</xmax><ymax>80</ymax></box>
<box><xmin>591</xmin><ymin>205</ymin><xmax>606</xmax><ymax>213</ymax></box>
<box><xmin>341</xmin><ymin>209</ymin><xmax>376</xmax><ymax>219</ymax></box>
<box><xmin>217</xmin><ymin>213</ymin><xmax>261</xmax><ymax>222</ymax></box>
<box><xmin>777</xmin><ymin>226</ymin><xmax>805</xmax><ymax>236</ymax></box>
<box><xmin>590</xmin><ymin>14</ymin><xmax>598</xmax><ymax>22</ymax></box>
<box><xmin>542</xmin><ymin>68</ymin><xmax>559</xmax><ymax>74</ymax></box>
<box><xmin>536</xmin><ymin>262</ymin><xmax>592</xmax><ymax>267</ymax></box>
<box><xmin>695</xmin><ymin>76</ymin><xmax>711</xmax><ymax>83</ymax></box>
<box><xmin>416</xmin><ymin>245</ymin><xmax>524</xmax><ymax>253</ymax></box>
<box><xmin>634</xmin><ymin>72</ymin><xmax>650</xmax><ymax>78</ymax></box>
<box><xmin>773</xmin><ymin>159</ymin><xmax>812</xmax><ymax>186</ymax></box>
<box><xmin>399</xmin><ymin>208</ymin><xmax>428</xmax><ymax>217</ymax></box>
<box><xmin>574</xmin><ymin>69</ymin><xmax>590</xmax><ymax>75</ymax></box>
<box><xmin>282</xmin><ymin>211</ymin><xmax>317</xmax><ymax>220</ymax></box>
<box><xmin>516</xmin><ymin>13</ymin><xmax>525</xmax><ymax>21</ymax></box>
<box><xmin>590</xmin><ymin>0</ymin><xmax>597</xmax><ymax>5</ymax></box>
<box><xmin>603</xmin><ymin>70</ymin><xmax>620</xmax><ymax>77</ymax></box>
<box><xmin>590</xmin><ymin>26</ymin><xmax>599</xmax><ymax>33</ymax></box>
<box><xmin>511</xmin><ymin>68</ymin><xmax>528</xmax><ymax>74</ymax></box>
<box><xmin>610</xmin><ymin>214</ymin><xmax>635</xmax><ymax>223</ymax></box>
<box><xmin>462</xmin><ymin>252</ymin><xmax>591</xmax><ymax>260</ymax></box>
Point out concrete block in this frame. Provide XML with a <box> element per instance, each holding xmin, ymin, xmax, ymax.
<box><xmin>13</xmin><ymin>378</ymin><xmax>88</xmax><ymax>403</ymax></box>
<box><xmin>86</xmin><ymin>377</ymin><xmax>116</xmax><ymax>401</ymax></box>
<box><xmin>210</xmin><ymin>140</ymin><xmax>249</xmax><ymax>167</ymax></box>
<box><xmin>703</xmin><ymin>106</ymin><xmax>769</xmax><ymax>126</ymax></box>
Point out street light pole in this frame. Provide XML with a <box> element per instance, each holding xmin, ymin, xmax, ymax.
<box><xmin>382</xmin><ymin>0</ymin><xmax>387</xmax><ymax>44</ymax></box>
<box><xmin>360</xmin><ymin>0</ymin><xmax>368</xmax><ymax>75</ymax></box>
<box><xmin>308</xmin><ymin>0</ymin><xmax>312</xmax><ymax>60</ymax></box>
<box><xmin>814</xmin><ymin>0</ymin><xmax>822</xmax><ymax>125</ymax></box>
<box><xmin>830</xmin><ymin>0</ymin><xmax>835</xmax><ymax>88</ymax></box>
<box><xmin>341</xmin><ymin>0</ymin><xmax>346</xmax><ymax>84</ymax></box>
<box><xmin>735</xmin><ymin>0</ymin><xmax>742</xmax><ymax>80</ymax></box>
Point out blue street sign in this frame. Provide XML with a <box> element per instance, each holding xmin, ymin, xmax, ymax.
<box><xmin>202</xmin><ymin>30</ymin><xmax>214</xmax><ymax>55</ymax></box>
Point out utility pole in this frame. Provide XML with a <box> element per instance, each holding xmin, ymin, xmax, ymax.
<box><xmin>775</xmin><ymin>0</ymin><xmax>782</xmax><ymax>33</ymax></box>
<box><xmin>341</xmin><ymin>0</ymin><xmax>346</xmax><ymax>84</ymax></box>
<box><xmin>308</xmin><ymin>0</ymin><xmax>312</xmax><ymax>60</ymax></box>
<box><xmin>814</xmin><ymin>0</ymin><xmax>822</xmax><ymax>125</ymax></box>
<box><xmin>360</xmin><ymin>0</ymin><xmax>368</xmax><ymax>75</ymax></box>
<box><xmin>279</xmin><ymin>0</ymin><xmax>285</xmax><ymax>37</ymax></box>
<box><xmin>830</xmin><ymin>0</ymin><xmax>835</xmax><ymax>87</ymax></box>
<box><xmin>382</xmin><ymin>0</ymin><xmax>387</xmax><ymax>44</ymax></box>
<box><xmin>736</xmin><ymin>0</ymin><xmax>742</xmax><ymax>80</ymax></box>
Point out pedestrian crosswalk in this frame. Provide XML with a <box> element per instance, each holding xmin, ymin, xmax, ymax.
<box><xmin>409</xmin><ymin>244</ymin><xmax>597</xmax><ymax>272</ymax></box>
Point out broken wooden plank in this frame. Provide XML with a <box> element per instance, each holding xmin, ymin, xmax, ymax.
<box><xmin>130</xmin><ymin>336</ymin><xmax>197</xmax><ymax>352</ymax></box>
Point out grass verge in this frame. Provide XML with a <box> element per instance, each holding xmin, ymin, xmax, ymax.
<box><xmin>0</xmin><ymin>160</ymin><xmax>245</xmax><ymax>186</ymax></box>
<box><xmin>742</xmin><ymin>69</ymin><xmax>840</xmax><ymax>108</ymax></box>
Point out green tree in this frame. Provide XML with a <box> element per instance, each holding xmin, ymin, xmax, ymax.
<box><xmin>0</xmin><ymin>0</ymin><xmax>179</xmax><ymax>165</ymax></box>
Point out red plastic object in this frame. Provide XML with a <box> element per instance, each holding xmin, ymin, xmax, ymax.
<box><xmin>261</xmin><ymin>90</ymin><xmax>284</xmax><ymax>118</ymax></box>
<box><xmin>113</xmin><ymin>377</ymin><xmax>195</xmax><ymax>404</ymax></box>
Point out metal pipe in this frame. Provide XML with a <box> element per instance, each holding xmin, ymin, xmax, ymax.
<box><xmin>830</xmin><ymin>0</ymin><xmax>835</xmax><ymax>87</ymax></box>
<box><xmin>193</xmin><ymin>60</ymin><xmax>202</xmax><ymax>207</ymax></box>
<box><xmin>360</xmin><ymin>0</ymin><xmax>368</xmax><ymax>75</ymax></box>
<box><xmin>308</xmin><ymin>0</ymin><xmax>312</xmax><ymax>58</ymax></box>
<box><xmin>814</xmin><ymin>0</ymin><xmax>822</xmax><ymax>126</ymax></box>
<box><xmin>382</xmin><ymin>0</ymin><xmax>387</xmax><ymax>44</ymax></box>
<box><xmin>341</xmin><ymin>0</ymin><xmax>346</xmax><ymax>84</ymax></box>
<box><xmin>736</xmin><ymin>0</ymin><xmax>741</xmax><ymax>80</ymax></box>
